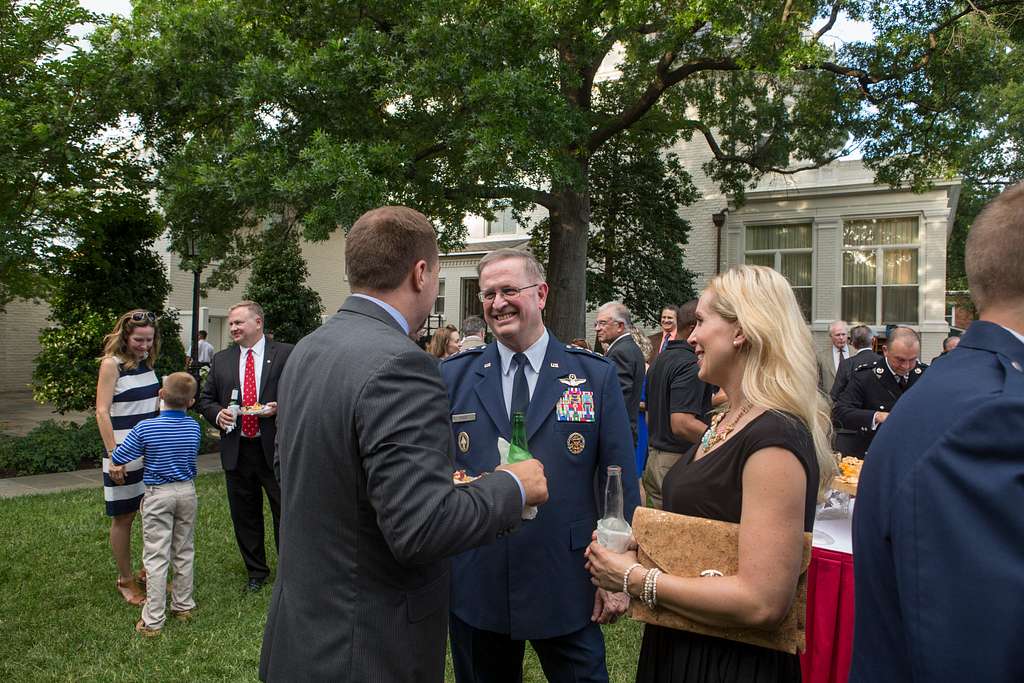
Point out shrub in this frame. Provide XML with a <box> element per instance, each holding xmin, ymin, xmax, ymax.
<box><xmin>0</xmin><ymin>414</ymin><xmax>218</xmax><ymax>477</ymax></box>
<box><xmin>0</xmin><ymin>418</ymin><xmax>105</xmax><ymax>476</ymax></box>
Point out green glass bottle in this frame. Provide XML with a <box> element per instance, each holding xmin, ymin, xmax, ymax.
<box><xmin>508</xmin><ymin>411</ymin><xmax>532</xmax><ymax>463</ymax></box>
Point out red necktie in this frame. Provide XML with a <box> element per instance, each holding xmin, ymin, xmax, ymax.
<box><xmin>660</xmin><ymin>333</ymin><xmax>671</xmax><ymax>353</ymax></box>
<box><xmin>242</xmin><ymin>349</ymin><xmax>258</xmax><ymax>437</ymax></box>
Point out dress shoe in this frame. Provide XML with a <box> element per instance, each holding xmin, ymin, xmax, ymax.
<box><xmin>245</xmin><ymin>578</ymin><xmax>267</xmax><ymax>593</ymax></box>
<box><xmin>135</xmin><ymin>619</ymin><xmax>161</xmax><ymax>637</ymax></box>
<box><xmin>171</xmin><ymin>609</ymin><xmax>194</xmax><ymax>622</ymax></box>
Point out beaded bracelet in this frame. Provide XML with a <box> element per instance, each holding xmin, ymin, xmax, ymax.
<box><xmin>642</xmin><ymin>568</ymin><xmax>661</xmax><ymax>609</ymax></box>
<box><xmin>622</xmin><ymin>563</ymin><xmax>643</xmax><ymax>596</ymax></box>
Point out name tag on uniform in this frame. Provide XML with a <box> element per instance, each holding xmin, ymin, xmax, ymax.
<box><xmin>556</xmin><ymin>388</ymin><xmax>595</xmax><ymax>422</ymax></box>
<box><xmin>452</xmin><ymin>413</ymin><xmax>476</xmax><ymax>423</ymax></box>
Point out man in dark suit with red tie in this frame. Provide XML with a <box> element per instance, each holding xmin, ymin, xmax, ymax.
<box><xmin>646</xmin><ymin>304</ymin><xmax>680</xmax><ymax>364</ymax></box>
<box><xmin>199</xmin><ymin>301</ymin><xmax>292</xmax><ymax>591</ymax></box>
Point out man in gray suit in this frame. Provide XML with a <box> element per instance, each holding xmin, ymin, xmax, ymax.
<box><xmin>595</xmin><ymin>301</ymin><xmax>646</xmax><ymax>444</ymax></box>
<box><xmin>259</xmin><ymin>206</ymin><xmax>548</xmax><ymax>683</ymax></box>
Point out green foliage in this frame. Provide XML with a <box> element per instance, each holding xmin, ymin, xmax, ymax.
<box><xmin>0</xmin><ymin>0</ymin><xmax>149</xmax><ymax>310</ymax></box>
<box><xmin>0</xmin><ymin>418</ymin><xmax>104</xmax><ymax>476</ymax></box>
<box><xmin>187</xmin><ymin>410</ymin><xmax>220</xmax><ymax>456</ymax></box>
<box><xmin>94</xmin><ymin>0</ymin><xmax>1024</xmax><ymax>338</ymax></box>
<box><xmin>242</xmin><ymin>231</ymin><xmax>324</xmax><ymax>344</ymax></box>
<box><xmin>31</xmin><ymin>204</ymin><xmax>184</xmax><ymax>413</ymax></box>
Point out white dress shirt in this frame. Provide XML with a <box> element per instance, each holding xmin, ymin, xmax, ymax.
<box><xmin>495</xmin><ymin>330</ymin><xmax>549</xmax><ymax>418</ymax></box>
<box><xmin>237</xmin><ymin>335</ymin><xmax>267</xmax><ymax>402</ymax></box>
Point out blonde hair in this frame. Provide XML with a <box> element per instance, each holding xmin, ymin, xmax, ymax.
<box><xmin>101</xmin><ymin>310</ymin><xmax>160</xmax><ymax>370</ymax></box>
<box><xmin>161</xmin><ymin>372</ymin><xmax>197</xmax><ymax>409</ymax></box>
<box><xmin>428</xmin><ymin>324</ymin><xmax>459</xmax><ymax>358</ymax></box>
<box><xmin>706</xmin><ymin>265</ymin><xmax>835</xmax><ymax>499</ymax></box>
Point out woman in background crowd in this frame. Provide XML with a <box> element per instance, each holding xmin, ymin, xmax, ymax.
<box><xmin>570</xmin><ymin>337</ymin><xmax>591</xmax><ymax>350</ymax></box>
<box><xmin>588</xmin><ymin>265</ymin><xmax>833</xmax><ymax>683</ymax></box>
<box><xmin>428</xmin><ymin>324</ymin><xmax>460</xmax><ymax>360</ymax></box>
<box><xmin>95</xmin><ymin>310</ymin><xmax>162</xmax><ymax>605</ymax></box>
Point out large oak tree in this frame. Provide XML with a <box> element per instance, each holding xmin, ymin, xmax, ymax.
<box><xmin>95</xmin><ymin>0</ymin><xmax>1024</xmax><ymax>339</ymax></box>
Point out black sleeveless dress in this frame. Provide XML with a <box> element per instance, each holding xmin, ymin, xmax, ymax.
<box><xmin>635</xmin><ymin>410</ymin><xmax>819</xmax><ymax>683</ymax></box>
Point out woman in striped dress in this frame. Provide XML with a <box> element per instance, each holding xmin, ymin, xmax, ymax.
<box><xmin>96</xmin><ymin>310</ymin><xmax>162</xmax><ymax>605</ymax></box>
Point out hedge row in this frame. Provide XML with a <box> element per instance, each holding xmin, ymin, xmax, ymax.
<box><xmin>0</xmin><ymin>413</ymin><xmax>219</xmax><ymax>477</ymax></box>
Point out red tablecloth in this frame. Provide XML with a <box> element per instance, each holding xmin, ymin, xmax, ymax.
<box><xmin>800</xmin><ymin>547</ymin><xmax>855</xmax><ymax>683</ymax></box>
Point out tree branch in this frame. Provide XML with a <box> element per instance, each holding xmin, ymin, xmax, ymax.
<box><xmin>812</xmin><ymin>5</ymin><xmax>841</xmax><ymax>41</ymax></box>
<box><xmin>688</xmin><ymin>121</ymin><xmax>843</xmax><ymax>174</ymax></box>
<box><xmin>588</xmin><ymin>55</ymin><xmax>740</xmax><ymax>152</ymax></box>
<box><xmin>443</xmin><ymin>184</ymin><xmax>561</xmax><ymax>212</ymax></box>
<box><xmin>808</xmin><ymin>0</ymin><xmax>1021</xmax><ymax>96</ymax></box>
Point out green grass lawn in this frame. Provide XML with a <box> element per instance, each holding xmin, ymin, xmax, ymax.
<box><xmin>0</xmin><ymin>473</ymin><xmax>643</xmax><ymax>682</ymax></box>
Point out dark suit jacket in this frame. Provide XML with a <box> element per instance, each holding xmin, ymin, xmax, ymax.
<box><xmin>830</xmin><ymin>349</ymin><xmax>882</xmax><ymax>402</ymax></box>
<box><xmin>259</xmin><ymin>296</ymin><xmax>523</xmax><ymax>683</ymax></box>
<box><xmin>832</xmin><ymin>357</ymin><xmax>926</xmax><ymax>458</ymax></box>
<box><xmin>440</xmin><ymin>335</ymin><xmax>641</xmax><ymax>640</ymax></box>
<box><xmin>647</xmin><ymin>330</ymin><xmax>671</xmax><ymax>364</ymax></box>
<box><xmin>850</xmin><ymin>321</ymin><xmax>1024</xmax><ymax>682</ymax></box>
<box><xmin>197</xmin><ymin>339</ymin><xmax>293</xmax><ymax>471</ymax></box>
<box><xmin>605</xmin><ymin>334</ymin><xmax>646</xmax><ymax>438</ymax></box>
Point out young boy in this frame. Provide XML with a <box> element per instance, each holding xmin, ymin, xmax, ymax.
<box><xmin>111</xmin><ymin>372</ymin><xmax>202</xmax><ymax>636</ymax></box>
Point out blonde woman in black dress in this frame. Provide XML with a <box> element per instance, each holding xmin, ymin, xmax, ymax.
<box><xmin>587</xmin><ymin>265</ymin><xmax>833</xmax><ymax>683</ymax></box>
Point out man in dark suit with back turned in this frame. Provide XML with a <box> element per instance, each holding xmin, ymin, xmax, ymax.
<box><xmin>198</xmin><ymin>300</ymin><xmax>292</xmax><ymax>592</ymax></box>
<box><xmin>830</xmin><ymin>324</ymin><xmax>880</xmax><ymax>402</ymax></box>
<box><xmin>594</xmin><ymin>301</ymin><xmax>645</xmax><ymax>445</ymax></box>
<box><xmin>259</xmin><ymin>207</ymin><xmax>548</xmax><ymax>683</ymax></box>
<box><xmin>851</xmin><ymin>182</ymin><xmax>1024</xmax><ymax>682</ymax></box>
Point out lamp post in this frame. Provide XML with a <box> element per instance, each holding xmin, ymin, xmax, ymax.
<box><xmin>185</xmin><ymin>235</ymin><xmax>201</xmax><ymax>380</ymax></box>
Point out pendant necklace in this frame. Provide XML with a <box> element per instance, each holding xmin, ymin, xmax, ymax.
<box><xmin>700</xmin><ymin>402</ymin><xmax>752</xmax><ymax>452</ymax></box>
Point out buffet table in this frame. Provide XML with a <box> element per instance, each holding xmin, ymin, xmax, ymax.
<box><xmin>800</xmin><ymin>501</ymin><xmax>855</xmax><ymax>683</ymax></box>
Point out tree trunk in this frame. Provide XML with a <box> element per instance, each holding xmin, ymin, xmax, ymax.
<box><xmin>545</xmin><ymin>182</ymin><xmax>590</xmax><ymax>342</ymax></box>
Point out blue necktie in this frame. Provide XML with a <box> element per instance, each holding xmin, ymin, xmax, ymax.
<box><xmin>511</xmin><ymin>352</ymin><xmax>530</xmax><ymax>417</ymax></box>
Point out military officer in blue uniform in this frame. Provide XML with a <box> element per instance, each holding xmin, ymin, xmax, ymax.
<box><xmin>832</xmin><ymin>326</ymin><xmax>926</xmax><ymax>458</ymax></box>
<box><xmin>440</xmin><ymin>249</ymin><xmax>640</xmax><ymax>683</ymax></box>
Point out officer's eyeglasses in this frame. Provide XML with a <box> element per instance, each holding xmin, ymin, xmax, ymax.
<box><xmin>594</xmin><ymin>319</ymin><xmax>622</xmax><ymax>328</ymax></box>
<box><xmin>478</xmin><ymin>284</ymin><xmax>539</xmax><ymax>303</ymax></box>
<box><xmin>129</xmin><ymin>311</ymin><xmax>158</xmax><ymax>323</ymax></box>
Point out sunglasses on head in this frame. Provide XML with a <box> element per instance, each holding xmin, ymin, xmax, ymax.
<box><xmin>129</xmin><ymin>311</ymin><xmax>157</xmax><ymax>323</ymax></box>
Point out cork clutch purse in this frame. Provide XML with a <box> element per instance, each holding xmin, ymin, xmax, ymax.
<box><xmin>629</xmin><ymin>506</ymin><xmax>812</xmax><ymax>654</ymax></box>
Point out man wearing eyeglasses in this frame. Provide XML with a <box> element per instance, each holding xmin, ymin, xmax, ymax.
<box><xmin>594</xmin><ymin>302</ymin><xmax>645</xmax><ymax>446</ymax></box>
<box><xmin>440</xmin><ymin>248</ymin><xmax>640</xmax><ymax>683</ymax></box>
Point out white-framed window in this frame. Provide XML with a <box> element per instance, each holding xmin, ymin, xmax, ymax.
<box><xmin>486</xmin><ymin>207</ymin><xmax>518</xmax><ymax>236</ymax></box>
<box><xmin>842</xmin><ymin>217</ymin><xmax>919</xmax><ymax>325</ymax></box>
<box><xmin>744</xmin><ymin>223</ymin><xmax>813</xmax><ymax>321</ymax></box>
<box><xmin>434</xmin><ymin>280</ymin><xmax>446</xmax><ymax>315</ymax></box>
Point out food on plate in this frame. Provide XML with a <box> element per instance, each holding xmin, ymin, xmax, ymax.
<box><xmin>453</xmin><ymin>469</ymin><xmax>480</xmax><ymax>485</ymax></box>
<box><xmin>240</xmin><ymin>403</ymin><xmax>267</xmax><ymax>415</ymax></box>
<box><xmin>837</xmin><ymin>456</ymin><xmax>862</xmax><ymax>482</ymax></box>
<box><xmin>832</xmin><ymin>456</ymin><xmax>862</xmax><ymax>495</ymax></box>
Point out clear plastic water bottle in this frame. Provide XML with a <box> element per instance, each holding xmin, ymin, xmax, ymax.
<box><xmin>225</xmin><ymin>389</ymin><xmax>240</xmax><ymax>434</ymax></box>
<box><xmin>597</xmin><ymin>465</ymin><xmax>632</xmax><ymax>552</ymax></box>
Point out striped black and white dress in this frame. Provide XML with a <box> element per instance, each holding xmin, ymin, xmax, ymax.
<box><xmin>103</xmin><ymin>359</ymin><xmax>160</xmax><ymax>516</ymax></box>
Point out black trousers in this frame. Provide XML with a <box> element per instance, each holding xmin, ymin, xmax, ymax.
<box><xmin>225</xmin><ymin>437</ymin><xmax>281</xmax><ymax>580</ymax></box>
<box><xmin>449</xmin><ymin>613</ymin><xmax>608</xmax><ymax>683</ymax></box>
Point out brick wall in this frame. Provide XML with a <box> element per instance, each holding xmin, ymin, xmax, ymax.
<box><xmin>0</xmin><ymin>299</ymin><xmax>51</xmax><ymax>394</ymax></box>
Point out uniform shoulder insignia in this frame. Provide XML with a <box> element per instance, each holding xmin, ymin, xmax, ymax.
<box><xmin>853</xmin><ymin>360</ymin><xmax>879</xmax><ymax>372</ymax></box>
<box><xmin>440</xmin><ymin>345</ymin><xmax>485</xmax><ymax>364</ymax></box>
<box><xmin>565</xmin><ymin>345</ymin><xmax>611</xmax><ymax>363</ymax></box>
